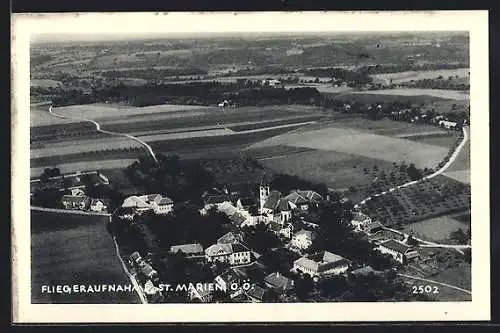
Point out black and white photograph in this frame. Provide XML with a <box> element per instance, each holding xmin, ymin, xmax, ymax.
<box><xmin>11</xmin><ymin>11</ymin><xmax>490</xmax><ymax>322</ymax></box>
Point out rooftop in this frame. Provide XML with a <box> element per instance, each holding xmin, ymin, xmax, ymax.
<box><xmin>264</xmin><ymin>272</ymin><xmax>293</xmax><ymax>290</ymax></box>
<box><xmin>205</xmin><ymin>243</ymin><xmax>233</xmax><ymax>257</ymax></box>
<box><xmin>61</xmin><ymin>195</ymin><xmax>89</xmax><ymax>203</ymax></box>
<box><xmin>379</xmin><ymin>239</ymin><xmax>411</xmax><ymax>254</ymax></box>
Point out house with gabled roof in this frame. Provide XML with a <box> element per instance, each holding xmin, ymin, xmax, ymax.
<box><xmin>376</xmin><ymin>239</ymin><xmax>419</xmax><ymax>264</ymax></box>
<box><xmin>205</xmin><ymin>242</ymin><xmax>252</xmax><ymax>266</ymax></box>
<box><xmin>121</xmin><ymin>194</ymin><xmax>174</xmax><ymax>215</ymax></box>
<box><xmin>292</xmin><ymin>251</ymin><xmax>351</xmax><ymax>278</ymax></box>
<box><xmin>214</xmin><ymin>268</ymin><xmax>247</xmax><ymax>298</ymax></box>
<box><xmin>264</xmin><ymin>272</ymin><xmax>294</xmax><ymax>293</ymax></box>
<box><xmin>246</xmin><ymin>285</ymin><xmax>269</xmax><ymax>302</ymax></box>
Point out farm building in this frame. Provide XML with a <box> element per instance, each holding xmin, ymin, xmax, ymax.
<box><xmin>217</xmin><ymin>231</ymin><xmax>245</xmax><ymax>245</ymax></box>
<box><xmin>376</xmin><ymin>239</ymin><xmax>419</xmax><ymax>264</ymax></box>
<box><xmin>291</xmin><ymin>251</ymin><xmax>351</xmax><ymax>279</ymax></box>
<box><xmin>121</xmin><ymin>194</ymin><xmax>174</xmax><ymax>215</ymax></box>
<box><xmin>205</xmin><ymin>242</ymin><xmax>253</xmax><ymax>266</ymax></box>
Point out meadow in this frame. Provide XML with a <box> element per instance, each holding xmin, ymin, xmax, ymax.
<box><xmin>352</xmin><ymin>89</ymin><xmax>469</xmax><ymax>101</ymax></box>
<box><xmin>402</xmin><ymin>212</ymin><xmax>470</xmax><ymax>243</ymax></box>
<box><xmin>31</xmin><ymin>210</ymin><xmax>140</xmax><ymax>303</ymax></box>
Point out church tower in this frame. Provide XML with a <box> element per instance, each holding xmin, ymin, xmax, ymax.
<box><xmin>259</xmin><ymin>183</ymin><xmax>270</xmax><ymax>214</ymax></box>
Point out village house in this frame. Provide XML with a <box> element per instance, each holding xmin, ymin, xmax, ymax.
<box><xmin>170</xmin><ymin>243</ymin><xmax>204</xmax><ymax>257</ymax></box>
<box><xmin>129</xmin><ymin>251</ymin><xmax>142</xmax><ymax>266</ymax></box>
<box><xmin>205</xmin><ymin>242</ymin><xmax>253</xmax><ymax>266</ymax></box>
<box><xmin>60</xmin><ymin>195</ymin><xmax>90</xmax><ymax>211</ymax></box>
<box><xmin>264</xmin><ymin>272</ymin><xmax>294</xmax><ymax>294</ymax></box>
<box><xmin>268</xmin><ymin>221</ymin><xmax>294</xmax><ymax>239</ymax></box>
<box><xmin>90</xmin><ymin>198</ymin><xmax>111</xmax><ymax>213</ymax></box>
<box><xmin>258</xmin><ymin>185</ymin><xmax>323</xmax><ymax>223</ymax></box>
<box><xmin>376</xmin><ymin>239</ymin><xmax>419</xmax><ymax>264</ymax></box>
<box><xmin>439</xmin><ymin>119</ymin><xmax>459</xmax><ymax>130</ymax></box>
<box><xmin>144</xmin><ymin>280</ymin><xmax>163</xmax><ymax>302</ymax></box>
<box><xmin>214</xmin><ymin>268</ymin><xmax>247</xmax><ymax>298</ymax></box>
<box><xmin>188</xmin><ymin>287</ymin><xmax>213</xmax><ymax>303</ymax></box>
<box><xmin>246</xmin><ymin>285</ymin><xmax>270</xmax><ymax>302</ymax></box>
<box><xmin>237</xmin><ymin>197</ymin><xmax>258</xmax><ymax>214</ymax></box>
<box><xmin>205</xmin><ymin>243</ymin><xmax>233</xmax><ymax>263</ymax></box>
<box><xmin>292</xmin><ymin>251</ymin><xmax>351</xmax><ymax>279</ymax></box>
<box><xmin>122</xmin><ymin>194</ymin><xmax>174</xmax><ymax>215</ymax></box>
<box><xmin>138</xmin><ymin>261</ymin><xmax>159</xmax><ymax>281</ymax></box>
<box><xmin>70</xmin><ymin>188</ymin><xmax>86</xmax><ymax>196</ymax></box>
<box><xmin>291</xmin><ymin>229</ymin><xmax>316</xmax><ymax>250</ymax></box>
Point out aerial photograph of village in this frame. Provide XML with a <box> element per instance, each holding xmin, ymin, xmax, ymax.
<box><xmin>29</xmin><ymin>29</ymin><xmax>472</xmax><ymax>304</ymax></box>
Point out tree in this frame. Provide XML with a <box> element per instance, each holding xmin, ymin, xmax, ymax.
<box><xmin>406</xmin><ymin>163</ymin><xmax>422</xmax><ymax>181</ymax></box>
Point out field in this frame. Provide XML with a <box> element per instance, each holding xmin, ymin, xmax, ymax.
<box><xmin>371</xmin><ymin>68</ymin><xmax>470</xmax><ymax>85</ymax></box>
<box><xmin>245</xmin><ymin>124</ymin><xmax>449</xmax><ymax>170</ymax></box>
<box><xmin>30</xmin><ymin>159</ymin><xmax>137</xmax><ymax>178</ymax></box>
<box><xmin>52</xmin><ymin>103</ymin><xmax>211</xmax><ymax>121</ymax></box>
<box><xmin>402</xmin><ymin>211</ymin><xmax>471</xmax><ymax>243</ymax></box>
<box><xmin>402</xmin><ymin>133</ymin><xmax>459</xmax><ymax>148</ymax></box>
<box><xmin>31</xmin><ymin>210</ymin><xmax>140</xmax><ymax>303</ymax></box>
<box><xmin>352</xmin><ymin>89</ymin><xmax>469</xmax><ymax>101</ymax></box>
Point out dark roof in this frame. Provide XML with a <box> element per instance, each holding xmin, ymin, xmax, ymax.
<box><xmin>218</xmin><ymin>268</ymin><xmax>246</xmax><ymax>284</ymax></box>
<box><xmin>61</xmin><ymin>195</ymin><xmax>89</xmax><ymax>203</ymax></box>
<box><xmin>246</xmin><ymin>285</ymin><xmax>267</xmax><ymax>300</ymax></box>
<box><xmin>230</xmin><ymin>213</ymin><xmax>247</xmax><ymax>226</ymax></box>
<box><xmin>231</xmin><ymin>242</ymin><xmax>250</xmax><ymax>253</ymax></box>
<box><xmin>205</xmin><ymin>194</ymin><xmax>230</xmax><ymax>205</ymax></box>
<box><xmin>263</xmin><ymin>191</ymin><xmax>282</xmax><ymax>210</ymax></box>
<box><xmin>276</xmin><ymin>199</ymin><xmax>290</xmax><ymax>212</ymax></box>
<box><xmin>380</xmin><ymin>239</ymin><xmax>411</xmax><ymax>254</ymax></box>
<box><xmin>157</xmin><ymin>197</ymin><xmax>174</xmax><ymax>205</ymax></box>
<box><xmin>170</xmin><ymin>243</ymin><xmax>204</xmax><ymax>255</ymax></box>
<box><xmin>264</xmin><ymin>273</ymin><xmax>293</xmax><ymax>290</ymax></box>
<box><xmin>239</xmin><ymin>197</ymin><xmax>256</xmax><ymax>207</ymax></box>
<box><xmin>140</xmin><ymin>263</ymin><xmax>156</xmax><ymax>277</ymax></box>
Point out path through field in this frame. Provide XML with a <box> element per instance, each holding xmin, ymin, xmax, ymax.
<box><xmin>49</xmin><ymin>105</ymin><xmax>159</xmax><ymax>163</ymax></box>
<box><xmin>356</xmin><ymin>126</ymin><xmax>470</xmax><ymax>249</ymax></box>
<box><xmin>46</xmin><ymin>104</ymin><xmax>151</xmax><ymax>303</ymax></box>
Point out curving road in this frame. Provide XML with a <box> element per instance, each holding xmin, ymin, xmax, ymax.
<box><xmin>355</xmin><ymin>126</ymin><xmax>470</xmax><ymax>249</ymax></box>
<box><xmin>49</xmin><ymin>105</ymin><xmax>159</xmax><ymax>164</ymax></box>
<box><xmin>357</xmin><ymin>126</ymin><xmax>469</xmax><ymax>206</ymax></box>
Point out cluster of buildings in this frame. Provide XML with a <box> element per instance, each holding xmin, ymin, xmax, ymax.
<box><xmin>121</xmin><ymin>194</ymin><xmax>174</xmax><ymax>215</ymax></box>
<box><xmin>30</xmin><ymin>170</ymin><xmax>112</xmax><ymax>213</ymax></box>
<box><xmin>349</xmin><ymin>211</ymin><xmax>420</xmax><ymax>265</ymax></box>
<box><xmin>116</xmin><ymin>180</ymin><xmax>423</xmax><ymax>303</ymax></box>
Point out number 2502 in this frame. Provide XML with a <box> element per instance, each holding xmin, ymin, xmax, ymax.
<box><xmin>412</xmin><ymin>285</ymin><xmax>439</xmax><ymax>294</ymax></box>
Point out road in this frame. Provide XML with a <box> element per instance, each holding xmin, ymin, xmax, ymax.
<box><xmin>397</xmin><ymin>273</ymin><xmax>472</xmax><ymax>295</ymax></box>
<box><xmin>49</xmin><ymin>105</ymin><xmax>159</xmax><ymax>163</ymax></box>
<box><xmin>47</xmin><ymin>103</ymin><xmax>150</xmax><ymax>304</ymax></box>
<box><xmin>355</xmin><ymin>126</ymin><xmax>470</xmax><ymax>250</ymax></box>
